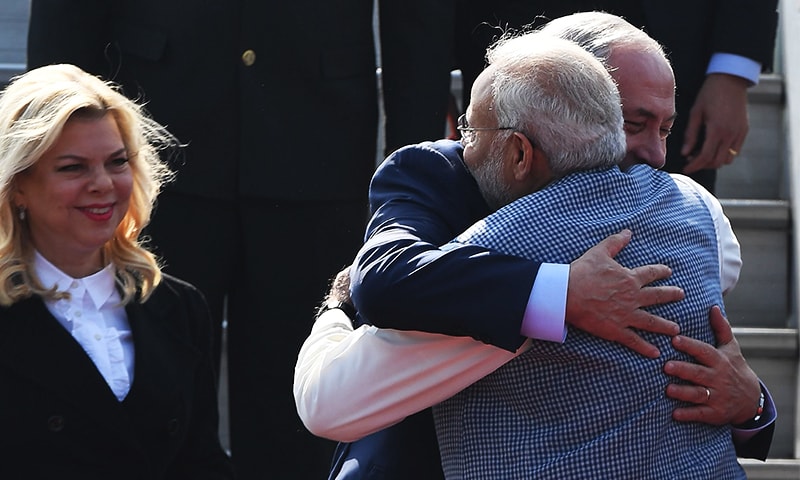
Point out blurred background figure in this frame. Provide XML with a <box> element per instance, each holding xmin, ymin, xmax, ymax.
<box><xmin>453</xmin><ymin>0</ymin><xmax>779</xmax><ymax>193</ymax></box>
<box><xmin>376</xmin><ymin>1</ymin><xmax>779</xmax><ymax>192</ymax></box>
<box><xmin>378</xmin><ymin>0</ymin><xmax>456</xmax><ymax>155</ymax></box>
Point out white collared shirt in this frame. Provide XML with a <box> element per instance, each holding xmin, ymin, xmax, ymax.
<box><xmin>34</xmin><ymin>252</ymin><xmax>134</xmax><ymax>401</ymax></box>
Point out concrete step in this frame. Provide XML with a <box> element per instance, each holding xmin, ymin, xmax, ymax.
<box><xmin>717</xmin><ymin>74</ymin><xmax>786</xmax><ymax>200</ymax></box>
<box><xmin>735</xmin><ymin>327</ymin><xmax>799</xmax><ymax>459</ymax></box>
<box><xmin>721</xmin><ymin>199</ymin><xmax>791</xmax><ymax>328</ymax></box>
<box><xmin>741</xmin><ymin>458</ymin><xmax>800</xmax><ymax>479</ymax></box>
<box><xmin>0</xmin><ymin>0</ymin><xmax>27</xmax><ymax>87</ymax></box>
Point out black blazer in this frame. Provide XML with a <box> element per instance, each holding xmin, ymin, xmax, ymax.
<box><xmin>27</xmin><ymin>0</ymin><xmax>379</xmax><ymax>202</ymax></box>
<box><xmin>0</xmin><ymin>275</ymin><xmax>233</xmax><ymax>479</ymax></box>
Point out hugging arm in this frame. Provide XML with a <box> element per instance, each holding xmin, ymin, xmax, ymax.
<box><xmin>353</xmin><ymin>142</ymin><xmax>682</xmax><ymax>355</ymax></box>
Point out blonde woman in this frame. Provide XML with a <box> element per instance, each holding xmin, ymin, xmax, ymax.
<box><xmin>0</xmin><ymin>64</ymin><xmax>233</xmax><ymax>479</ymax></box>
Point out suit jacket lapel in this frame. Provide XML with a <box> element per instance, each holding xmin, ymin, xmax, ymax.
<box><xmin>125</xmin><ymin>286</ymin><xmax>198</xmax><ymax>407</ymax></box>
<box><xmin>0</xmin><ymin>297</ymin><xmax>137</xmax><ymax>442</ymax></box>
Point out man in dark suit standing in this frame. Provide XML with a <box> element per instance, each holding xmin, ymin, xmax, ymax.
<box><xmin>27</xmin><ymin>1</ymin><xmax>378</xmax><ymax>478</ymax></box>
<box><xmin>378</xmin><ymin>0</ymin><xmax>455</xmax><ymax>155</ymax></box>
<box><xmin>453</xmin><ymin>0</ymin><xmax>779</xmax><ymax>193</ymax></box>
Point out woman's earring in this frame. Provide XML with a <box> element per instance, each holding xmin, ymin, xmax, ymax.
<box><xmin>18</xmin><ymin>206</ymin><xmax>26</xmax><ymax>221</ymax></box>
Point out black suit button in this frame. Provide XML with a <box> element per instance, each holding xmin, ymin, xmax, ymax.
<box><xmin>47</xmin><ymin>415</ymin><xmax>65</xmax><ymax>432</ymax></box>
<box><xmin>167</xmin><ymin>418</ymin><xmax>180</xmax><ymax>435</ymax></box>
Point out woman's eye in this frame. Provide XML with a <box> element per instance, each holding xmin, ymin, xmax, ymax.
<box><xmin>56</xmin><ymin>164</ymin><xmax>83</xmax><ymax>172</ymax></box>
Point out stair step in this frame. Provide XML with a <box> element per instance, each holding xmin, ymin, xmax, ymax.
<box><xmin>721</xmin><ymin>200</ymin><xmax>791</xmax><ymax>328</ymax></box>
<box><xmin>722</xmin><ymin>199</ymin><xmax>791</xmax><ymax>229</ymax></box>
<box><xmin>0</xmin><ymin>0</ymin><xmax>27</xmax><ymax>87</ymax></box>
<box><xmin>735</xmin><ymin>327</ymin><xmax>799</xmax><ymax>356</ymax></box>
<box><xmin>736</xmin><ymin>328</ymin><xmax>798</xmax><ymax>459</ymax></box>
<box><xmin>740</xmin><ymin>458</ymin><xmax>800</xmax><ymax>479</ymax></box>
<box><xmin>716</xmin><ymin>74</ymin><xmax>786</xmax><ymax>199</ymax></box>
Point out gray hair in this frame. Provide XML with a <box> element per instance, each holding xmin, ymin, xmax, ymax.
<box><xmin>539</xmin><ymin>11</ymin><xmax>669</xmax><ymax>67</ymax></box>
<box><xmin>485</xmin><ymin>33</ymin><xmax>626</xmax><ymax>175</ymax></box>
<box><xmin>488</xmin><ymin>11</ymin><xmax>669</xmax><ymax>75</ymax></box>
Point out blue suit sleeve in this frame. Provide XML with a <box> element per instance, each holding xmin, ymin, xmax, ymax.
<box><xmin>732</xmin><ymin>382</ymin><xmax>776</xmax><ymax>460</ymax></box>
<box><xmin>351</xmin><ymin>140</ymin><xmax>540</xmax><ymax>352</ymax></box>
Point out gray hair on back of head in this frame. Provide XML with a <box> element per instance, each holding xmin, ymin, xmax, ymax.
<box><xmin>485</xmin><ymin>33</ymin><xmax>626</xmax><ymax>175</ymax></box>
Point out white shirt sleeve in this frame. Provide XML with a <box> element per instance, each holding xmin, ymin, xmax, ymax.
<box><xmin>293</xmin><ymin>308</ymin><xmax>529</xmax><ymax>442</ymax></box>
<box><xmin>670</xmin><ymin>173</ymin><xmax>742</xmax><ymax>294</ymax></box>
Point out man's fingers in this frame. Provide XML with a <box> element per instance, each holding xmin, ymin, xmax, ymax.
<box><xmin>670</xmin><ymin>336</ymin><xmax>717</xmax><ymax>367</ymax></box>
<box><xmin>668</xmin><ymin>392</ymin><xmax>719</xmax><ymax>424</ymax></box>
<box><xmin>616</xmin><ymin>329</ymin><xmax>660</xmax><ymax>359</ymax></box>
<box><xmin>667</xmin><ymin>384</ymin><xmax>727</xmax><ymax>425</ymax></box>
<box><xmin>708</xmin><ymin>305</ymin><xmax>734</xmax><ymax>346</ymax></box>
<box><xmin>595</xmin><ymin>229</ymin><xmax>632</xmax><ymax>258</ymax></box>
<box><xmin>635</xmin><ymin>285</ymin><xmax>684</xmax><ymax>308</ymax></box>
<box><xmin>629</xmin><ymin>263</ymin><xmax>672</xmax><ymax>286</ymax></box>
<box><xmin>664</xmin><ymin>356</ymin><xmax>711</xmax><ymax>385</ymax></box>
<box><xmin>671</xmin><ymin>405</ymin><xmax>715</xmax><ymax>424</ymax></box>
<box><xmin>666</xmin><ymin>383</ymin><xmax>711</xmax><ymax>404</ymax></box>
<box><xmin>628</xmin><ymin>310</ymin><xmax>679</xmax><ymax>336</ymax></box>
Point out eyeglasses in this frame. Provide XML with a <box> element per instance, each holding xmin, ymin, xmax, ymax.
<box><xmin>457</xmin><ymin>114</ymin><xmax>514</xmax><ymax>146</ymax></box>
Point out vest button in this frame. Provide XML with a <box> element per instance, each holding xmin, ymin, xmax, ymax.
<box><xmin>241</xmin><ymin>49</ymin><xmax>256</xmax><ymax>66</ymax></box>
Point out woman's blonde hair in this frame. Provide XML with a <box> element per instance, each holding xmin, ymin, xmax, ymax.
<box><xmin>0</xmin><ymin>64</ymin><xmax>176</xmax><ymax>306</ymax></box>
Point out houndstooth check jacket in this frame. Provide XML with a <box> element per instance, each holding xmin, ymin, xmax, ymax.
<box><xmin>434</xmin><ymin>164</ymin><xmax>745</xmax><ymax>479</ymax></box>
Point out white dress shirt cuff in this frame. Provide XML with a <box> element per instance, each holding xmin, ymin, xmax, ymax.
<box><xmin>520</xmin><ymin>262</ymin><xmax>568</xmax><ymax>342</ymax></box>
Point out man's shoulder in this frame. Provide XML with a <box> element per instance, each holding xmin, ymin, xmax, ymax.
<box><xmin>373</xmin><ymin>139</ymin><xmax>474</xmax><ymax>190</ymax></box>
<box><xmin>367</xmin><ymin>138</ymin><xmax>490</xmax><ymax>234</ymax></box>
<box><xmin>382</xmin><ymin>139</ymin><xmax>464</xmax><ymax>169</ymax></box>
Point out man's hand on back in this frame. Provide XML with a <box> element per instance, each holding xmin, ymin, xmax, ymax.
<box><xmin>566</xmin><ymin>229</ymin><xmax>684</xmax><ymax>358</ymax></box>
<box><xmin>664</xmin><ymin>306</ymin><xmax>761</xmax><ymax>425</ymax></box>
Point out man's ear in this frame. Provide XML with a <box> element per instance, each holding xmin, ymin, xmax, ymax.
<box><xmin>510</xmin><ymin>131</ymin><xmax>552</xmax><ymax>190</ymax></box>
<box><xmin>509</xmin><ymin>131</ymin><xmax>536</xmax><ymax>180</ymax></box>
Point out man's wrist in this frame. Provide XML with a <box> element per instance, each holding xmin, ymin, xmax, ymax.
<box><xmin>317</xmin><ymin>300</ymin><xmax>358</xmax><ymax>325</ymax></box>
<box><xmin>734</xmin><ymin>388</ymin><xmax>766</xmax><ymax>429</ymax></box>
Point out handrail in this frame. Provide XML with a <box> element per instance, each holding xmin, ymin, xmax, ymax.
<box><xmin>779</xmin><ymin>0</ymin><xmax>800</xmax><ymax>459</ymax></box>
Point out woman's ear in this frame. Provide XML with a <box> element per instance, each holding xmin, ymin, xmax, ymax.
<box><xmin>11</xmin><ymin>180</ymin><xmax>26</xmax><ymax>208</ymax></box>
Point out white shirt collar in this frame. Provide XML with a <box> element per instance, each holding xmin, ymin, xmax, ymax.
<box><xmin>33</xmin><ymin>251</ymin><xmax>118</xmax><ymax>310</ymax></box>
